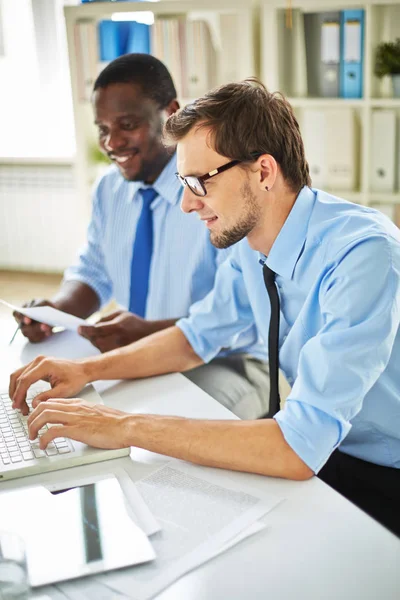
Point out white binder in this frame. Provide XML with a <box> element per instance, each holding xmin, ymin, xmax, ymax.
<box><xmin>325</xmin><ymin>108</ymin><xmax>357</xmax><ymax>191</ymax></box>
<box><xmin>371</xmin><ymin>110</ymin><xmax>396</xmax><ymax>193</ymax></box>
<box><xmin>301</xmin><ymin>109</ymin><xmax>327</xmax><ymax>188</ymax></box>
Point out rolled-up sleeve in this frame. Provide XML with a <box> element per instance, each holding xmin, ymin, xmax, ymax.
<box><xmin>275</xmin><ymin>235</ymin><xmax>400</xmax><ymax>473</ymax></box>
<box><xmin>177</xmin><ymin>249</ymin><xmax>258</xmax><ymax>363</ymax></box>
<box><xmin>63</xmin><ymin>179</ymin><xmax>113</xmax><ymax>307</ymax></box>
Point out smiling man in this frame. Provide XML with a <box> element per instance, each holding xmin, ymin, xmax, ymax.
<box><xmin>11</xmin><ymin>79</ymin><xmax>400</xmax><ymax>536</ymax></box>
<box><xmin>13</xmin><ymin>55</ymin><xmax>269</xmax><ymax>419</ymax></box>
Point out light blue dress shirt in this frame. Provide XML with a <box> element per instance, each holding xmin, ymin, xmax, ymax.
<box><xmin>64</xmin><ymin>155</ymin><xmax>265</xmax><ymax>359</ymax></box>
<box><xmin>177</xmin><ymin>187</ymin><xmax>400</xmax><ymax>472</ymax></box>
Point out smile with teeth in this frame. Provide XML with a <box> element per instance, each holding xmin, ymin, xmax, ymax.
<box><xmin>201</xmin><ymin>216</ymin><xmax>218</xmax><ymax>226</ymax></box>
<box><xmin>111</xmin><ymin>152</ymin><xmax>138</xmax><ymax>164</ymax></box>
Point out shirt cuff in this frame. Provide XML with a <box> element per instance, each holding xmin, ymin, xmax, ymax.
<box><xmin>176</xmin><ymin>318</ymin><xmax>221</xmax><ymax>364</ymax></box>
<box><xmin>274</xmin><ymin>399</ymin><xmax>351</xmax><ymax>473</ymax></box>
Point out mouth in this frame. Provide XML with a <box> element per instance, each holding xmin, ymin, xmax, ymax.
<box><xmin>109</xmin><ymin>150</ymin><xmax>139</xmax><ymax>166</ymax></box>
<box><xmin>200</xmin><ymin>216</ymin><xmax>218</xmax><ymax>228</ymax></box>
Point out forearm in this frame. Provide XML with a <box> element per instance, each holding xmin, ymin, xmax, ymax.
<box><xmin>81</xmin><ymin>325</ymin><xmax>203</xmax><ymax>381</ymax></box>
<box><xmin>146</xmin><ymin>318</ymin><xmax>179</xmax><ymax>335</ymax></box>
<box><xmin>52</xmin><ymin>280</ymin><xmax>100</xmax><ymax>318</ymax></box>
<box><xmin>123</xmin><ymin>415</ymin><xmax>313</xmax><ymax>480</ymax></box>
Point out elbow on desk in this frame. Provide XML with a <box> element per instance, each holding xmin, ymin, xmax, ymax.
<box><xmin>286</xmin><ymin>462</ymin><xmax>314</xmax><ymax>481</ymax></box>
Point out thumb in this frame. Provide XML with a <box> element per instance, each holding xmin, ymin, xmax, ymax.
<box><xmin>96</xmin><ymin>311</ymin><xmax>121</xmax><ymax>324</ymax></box>
<box><xmin>32</xmin><ymin>386</ymin><xmax>68</xmax><ymax>408</ymax></box>
<box><xmin>81</xmin><ymin>321</ymin><xmax>116</xmax><ymax>338</ymax></box>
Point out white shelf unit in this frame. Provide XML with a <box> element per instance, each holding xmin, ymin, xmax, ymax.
<box><xmin>63</xmin><ymin>0</ymin><xmax>258</xmax><ymax>209</ymax></box>
<box><xmin>261</xmin><ymin>0</ymin><xmax>400</xmax><ymax>221</ymax></box>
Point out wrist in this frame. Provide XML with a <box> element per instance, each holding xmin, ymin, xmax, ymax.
<box><xmin>121</xmin><ymin>414</ymin><xmax>138</xmax><ymax>447</ymax></box>
<box><xmin>79</xmin><ymin>357</ymin><xmax>103</xmax><ymax>383</ymax></box>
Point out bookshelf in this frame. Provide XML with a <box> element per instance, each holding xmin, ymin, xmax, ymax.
<box><xmin>63</xmin><ymin>0</ymin><xmax>258</xmax><ymax>209</ymax></box>
<box><xmin>261</xmin><ymin>0</ymin><xmax>400</xmax><ymax>222</ymax></box>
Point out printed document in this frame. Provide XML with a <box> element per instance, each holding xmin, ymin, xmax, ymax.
<box><xmin>0</xmin><ymin>299</ymin><xmax>86</xmax><ymax>331</ymax></box>
<box><xmin>93</xmin><ymin>460</ymin><xmax>282</xmax><ymax>600</ymax></box>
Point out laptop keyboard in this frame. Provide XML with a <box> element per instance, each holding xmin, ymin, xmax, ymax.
<box><xmin>0</xmin><ymin>391</ymin><xmax>73</xmax><ymax>466</ymax></box>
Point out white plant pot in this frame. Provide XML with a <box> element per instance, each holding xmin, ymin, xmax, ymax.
<box><xmin>392</xmin><ymin>74</ymin><xmax>400</xmax><ymax>98</ymax></box>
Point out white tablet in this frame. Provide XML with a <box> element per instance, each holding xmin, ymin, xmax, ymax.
<box><xmin>0</xmin><ymin>476</ymin><xmax>155</xmax><ymax>586</ymax></box>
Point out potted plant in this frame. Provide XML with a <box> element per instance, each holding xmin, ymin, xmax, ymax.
<box><xmin>374</xmin><ymin>38</ymin><xmax>400</xmax><ymax>98</ymax></box>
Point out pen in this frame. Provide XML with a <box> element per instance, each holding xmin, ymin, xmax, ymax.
<box><xmin>9</xmin><ymin>300</ymin><xmax>35</xmax><ymax>345</ymax></box>
<box><xmin>9</xmin><ymin>322</ymin><xmax>22</xmax><ymax>345</ymax></box>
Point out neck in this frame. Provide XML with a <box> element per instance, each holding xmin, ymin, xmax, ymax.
<box><xmin>144</xmin><ymin>149</ymin><xmax>174</xmax><ymax>184</ymax></box>
<box><xmin>247</xmin><ymin>186</ymin><xmax>298</xmax><ymax>256</ymax></box>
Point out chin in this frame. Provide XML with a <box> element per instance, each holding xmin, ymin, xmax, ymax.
<box><xmin>119</xmin><ymin>168</ymin><xmax>142</xmax><ymax>182</ymax></box>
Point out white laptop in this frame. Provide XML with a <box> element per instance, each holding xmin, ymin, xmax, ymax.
<box><xmin>0</xmin><ymin>383</ymin><xmax>130</xmax><ymax>481</ymax></box>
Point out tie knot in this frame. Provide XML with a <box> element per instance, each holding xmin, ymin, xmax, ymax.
<box><xmin>140</xmin><ymin>187</ymin><xmax>158</xmax><ymax>205</ymax></box>
<box><xmin>263</xmin><ymin>264</ymin><xmax>276</xmax><ymax>285</ymax></box>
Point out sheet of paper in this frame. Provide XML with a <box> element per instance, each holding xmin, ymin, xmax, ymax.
<box><xmin>55</xmin><ymin>578</ymin><xmax>132</xmax><ymax>600</ymax></box>
<box><xmin>95</xmin><ymin>461</ymin><xmax>282</xmax><ymax>600</ymax></box>
<box><xmin>0</xmin><ymin>299</ymin><xmax>86</xmax><ymax>331</ymax></box>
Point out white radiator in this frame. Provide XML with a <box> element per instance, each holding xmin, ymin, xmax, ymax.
<box><xmin>0</xmin><ymin>163</ymin><xmax>88</xmax><ymax>272</ymax></box>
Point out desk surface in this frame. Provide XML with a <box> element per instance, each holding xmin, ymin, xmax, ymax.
<box><xmin>1</xmin><ymin>331</ymin><xmax>399</xmax><ymax>600</ymax></box>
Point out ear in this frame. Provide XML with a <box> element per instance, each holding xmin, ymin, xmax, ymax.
<box><xmin>164</xmin><ymin>99</ymin><xmax>180</xmax><ymax>118</ymax></box>
<box><xmin>256</xmin><ymin>154</ymin><xmax>278</xmax><ymax>193</ymax></box>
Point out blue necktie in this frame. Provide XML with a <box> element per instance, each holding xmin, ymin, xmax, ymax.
<box><xmin>129</xmin><ymin>188</ymin><xmax>158</xmax><ymax>317</ymax></box>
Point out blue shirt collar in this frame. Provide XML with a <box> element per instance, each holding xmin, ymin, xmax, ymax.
<box><xmin>264</xmin><ymin>186</ymin><xmax>316</xmax><ymax>280</ymax></box>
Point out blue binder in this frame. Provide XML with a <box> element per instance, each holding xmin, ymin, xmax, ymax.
<box><xmin>98</xmin><ymin>21</ymin><xmax>150</xmax><ymax>61</ymax></box>
<box><xmin>98</xmin><ymin>21</ymin><xmax>121</xmax><ymax>62</ymax></box>
<box><xmin>125</xmin><ymin>22</ymin><xmax>150</xmax><ymax>54</ymax></box>
<box><xmin>340</xmin><ymin>9</ymin><xmax>364</xmax><ymax>98</ymax></box>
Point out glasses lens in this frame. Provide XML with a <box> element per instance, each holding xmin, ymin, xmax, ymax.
<box><xmin>186</xmin><ymin>176</ymin><xmax>205</xmax><ymax>197</ymax></box>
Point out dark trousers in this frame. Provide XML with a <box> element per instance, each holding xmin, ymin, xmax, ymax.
<box><xmin>318</xmin><ymin>450</ymin><xmax>400</xmax><ymax>537</ymax></box>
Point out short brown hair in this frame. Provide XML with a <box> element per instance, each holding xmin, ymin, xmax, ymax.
<box><xmin>164</xmin><ymin>78</ymin><xmax>311</xmax><ymax>193</ymax></box>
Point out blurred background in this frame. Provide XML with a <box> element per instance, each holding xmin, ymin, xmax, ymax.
<box><xmin>1</xmin><ymin>0</ymin><xmax>400</xmax><ymax>340</ymax></box>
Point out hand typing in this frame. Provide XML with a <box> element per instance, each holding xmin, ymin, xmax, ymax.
<box><xmin>27</xmin><ymin>399</ymin><xmax>132</xmax><ymax>450</ymax></box>
<box><xmin>9</xmin><ymin>356</ymin><xmax>90</xmax><ymax>416</ymax></box>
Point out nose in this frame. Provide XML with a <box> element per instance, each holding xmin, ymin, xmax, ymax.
<box><xmin>103</xmin><ymin>129</ymin><xmax>128</xmax><ymax>153</ymax></box>
<box><xmin>180</xmin><ymin>187</ymin><xmax>205</xmax><ymax>214</ymax></box>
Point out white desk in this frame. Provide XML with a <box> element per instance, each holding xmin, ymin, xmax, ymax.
<box><xmin>1</xmin><ymin>331</ymin><xmax>399</xmax><ymax>600</ymax></box>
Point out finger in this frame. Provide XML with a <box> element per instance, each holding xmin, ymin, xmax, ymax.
<box><xmin>39</xmin><ymin>324</ymin><xmax>52</xmax><ymax>333</ymax></box>
<box><xmin>12</xmin><ymin>363</ymin><xmax>49</xmax><ymax>409</ymax></box>
<box><xmin>96</xmin><ymin>311</ymin><xmax>122</xmax><ymax>324</ymax></box>
<box><xmin>28</xmin><ymin>408</ymin><xmax>75</xmax><ymax>441</ymax></box>
<box><xmin>19</xmin><ymin>324</ymin><xmax>47</xmax><ymax>343</ymax></box>
<box><xmin>28</xmin><ymin>398</ymin><xmax>81</xmax><ymax>426</ymax></box>
<box><xmin>9</xmin><ymin>364</ymin><xmax>28</xmax><ymax>398</ymax></box>
<box><xmin>13</xmin><ymin>311</ymin><xmax>25</xmax><ymax>324</ymax></box>
<box><xmin>31</xmin><ymin>386</ymin><xmax>70</xmax><ymax>408</ymax></box>
<box><xmin>37</xmin><ymin>425</ymin><xmax>67</xmax><ymax>449</ymax></box>
<box><xmin>78</xmin><ymin>325</ymin><xmax>96</xmax><ymax>338</ymax></box>
<box><xmin>79</xmin><ymin>324</ymin><xmax>114</xmax><ymax>339</ymax></box>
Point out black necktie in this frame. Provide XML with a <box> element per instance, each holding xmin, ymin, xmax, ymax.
<box><xmin>263</xmin><ymin>264</ymin><xmax>281</xmax><ymax>417</ymax></box>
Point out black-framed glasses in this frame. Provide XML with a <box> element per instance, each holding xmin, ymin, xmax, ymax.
<box><xmin>175</xmin><ymin>153</ymin><xmax>262</xmax><ymax>197</ymax></box>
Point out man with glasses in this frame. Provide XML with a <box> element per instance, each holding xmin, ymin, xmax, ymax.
<box><xmin>11</xmin><ymin>80</ymin><xmax>400</xmax><ymax>536</ymax></box>
<box><xmin>13</xmin><ymin>55</ymin><xmax>270</xmax><ymax>419</ymax></box>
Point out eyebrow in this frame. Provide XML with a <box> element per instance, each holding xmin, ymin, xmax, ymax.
<box><xmin>94</xmin><ymin>113</ymin><xmax>141</xmax><ymax>125</ymax></box>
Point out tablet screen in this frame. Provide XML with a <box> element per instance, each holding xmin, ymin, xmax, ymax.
<box><xmin>0</xmin><ymin>477</ymin><xmax>155</xmax><ymax>586</ymax></box>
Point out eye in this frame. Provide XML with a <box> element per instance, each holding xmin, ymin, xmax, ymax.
<box><xmin>120</xmin><ymin>119</ymin><xmax>141</xmax><ymax>131</ymax></box>
<box><xmin>97</xmin><ymin>126</ymin><xmax>108</xmax><ymax>137</ymax></box>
